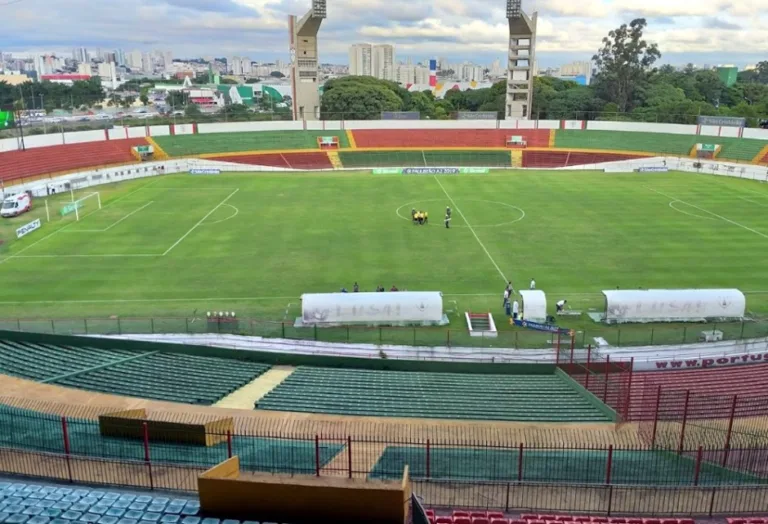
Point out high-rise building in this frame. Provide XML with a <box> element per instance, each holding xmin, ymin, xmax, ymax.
<box><xmin>230</xmin><ymin>56</ymin><xmax>251</xmax><ymax>75</ymax></box>
<box><xmin>372</xmin><ymin>44</ymin><xmax>394</xmax><ymax>80</ymax></box>
<box><xmin>141</xmin><ymin>52</ymin><xmax>152</xmax><ymax>73</ymax></box>
<box><xmin>77</xmin><ymin>62</ymin><xmax>93</xmax><ymax>76</ymax></box>
<box><xmin>414</xmin><ymin>65</ymin><xmax>430</xmax><ymax>85</ymax></box>
<box><xmin>97</xmin><ymin>61</ymin><xmax>116</xmax><ymax>80</ymax></box>
<box><xmin>163</xmin><ymin>51</ymin><xmax>173</xmax><ymax>70</ymax></box>
<box><xmin>33</xmin><ymin>55</ymin><xmax>47</xmax><ymax>75</ymax></box>
<box><xmin>128</xmin><ymin>50</ymin><xmax>142</xmax><ymax>70</ymax></box>
<box><xmin>349</xmin><ymin>44</ymin><xmax>372</xmax><ymax>76</ymax></box>
<box><xmin>115</xmin><ymin>49</ymin><xmax>126</xmax><ymax>67</ymax></box>
<box><xmin>72</xmin><ymin>47</ymin><xmax>88</xmax><ymax>63</ymax></box>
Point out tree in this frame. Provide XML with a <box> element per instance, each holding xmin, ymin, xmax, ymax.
<box><xmin>321</xmin><ymin>76</ymin><xmax>405</xmax><ymax>119</ymax></box>
<box><xmin>406</xmin><ymin>92</ymin><xmax>435</xmax><ymax>119</ymax></box>
<box><xmin>166</xmin><ymin>91</ymin><xmax>187</xmax><ymax>109</ymax></box>
<box><xmin>140</xmin><ymin>94</ymin><xmax>149</xmax><ymax>106</ymax></box>
<box><xmin>592</xmin><ymin>18</ymin><xmax>661</xmax><ymax>112</ymax></box>
<box><xmin>184</xmin><ymin>104</ymin><xmax>202</xmax><ymax>118</ymax></box>
<box><xmin>270</xmin><ymin>71</ymin><xmax>285</xmax><ymax>78</ymax></box>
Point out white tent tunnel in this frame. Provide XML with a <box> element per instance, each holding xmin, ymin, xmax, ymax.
<box><xmin>518</xmin><ymin>290</ymin><xmax>547</xmax><ymax>323</ymax></box>
<box><xmin>601</xmin><ymin>289</ymin><xmax>746</xmax><ymax>324</ymax></box>
<box><xmin>298</xmin><ymin>291</ymin><xmax>448</xmax><ymax>326</ymax></box>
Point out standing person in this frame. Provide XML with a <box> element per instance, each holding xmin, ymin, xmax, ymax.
<box><xmin>512</xmin><ymin>299</ymin><xmax>520</xmax><ymax>320</ymax></box>
<box><xmin>530</xmin><ymin>278</ymin><xmax>536</xmax><ymax>290</ymax></box>
<box><xmin>556</xmin><ymin>299</ymin><xmax>567</xmax><ymax>313</ymax></box>
<box><xmin>503</xmin><ymin>287</ymin><xmax>510</xmax><ymax>306</ymax></box>
<box><xmin>506</xmin><ymin>281</ymin><xmax>514</xmax><ymax>296</ymax></box>
<box><xmin>390</xmin><ymin>285</ymin><xmax>398</xmax><ymax>292</ymax></box>
<box><xmin>353</xmin><ymin>282</ymin><xmax>359</xmax><ymax>293</ymax></box>
<box><xmin>504</xmin><ymin>299</ymin><xmax>512</xmax><ymax>317</ymax></box>
<box><xmin>444</xmin><ymin>211</ymin><xmax>451</xmax><ymax>229</ymax></box>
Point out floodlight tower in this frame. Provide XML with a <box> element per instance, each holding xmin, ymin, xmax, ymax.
<box><xmin>505</xmin><ymin>0</ymin><xmax>537</xmax><ymax>119</ymax></box>
<box><xmin>289</xmin><ymin>0</ymin><xmax>326</xmax><ymax>121</ymax></box>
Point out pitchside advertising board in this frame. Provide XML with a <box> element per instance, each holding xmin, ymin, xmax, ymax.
<box><xmin>16</xmin><ymin>219</ymin><xmax>41</xmax><ymax>239</ymax></box>
<box><xmin>381</xmin><ymin>111</ymin><xmax>420</xmax><ymax>120</ymax></box>
<box><xmin>635</xmin><ymin>167</ymin><xmax>669</xmax><ymax>173</ymax></box>
<box><xmin>189</xmin><ymin>169</ymin><xmax>221</xmax><ymax>175</ymax></box>
<box><xmin>640</xmin><ymin>351</ymin><xmax>768</xmax><ymax>371</ymax></box>
<box><xmin>697</xmin><ymin>115</ymin><xmax>746</xmax><ymax>127</ymax></box>
<box><xmin>372</xmin><ymin>168</ymin><xmax>490</xmax><ymax>175</ymax></box>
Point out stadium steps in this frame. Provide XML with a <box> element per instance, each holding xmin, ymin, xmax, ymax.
<box><xmin>208</xmin><ymin>151</ymin><xmax>334</xmax><ymax>170</ymax></box>
<box><xmin>350</xmin><ymin>129</ymin><xmax>551</xmax><ymax>148</ymax></box>
<box><xmin>257</xmin><ymin>367</ymin><xmax>612</xmax><ymax>422</ymax></box>
<box><xmin>214</xmin><ymin>365</ymin><xmax>296</xmax><ymax>409</ymax></box>
<box><xmin>51</xmin><ymin>353</ymin><xmax>271</xmax><ymax>405</ymax></box>
<box><xmin>0</xmin><ymin>138</ymin><xmax>149</xmax><ymax>183</ymax></box>
<box><xmin>152</xmin><ymin>131</ymin><xmax>349</xmax><ymax>156</ymax></box>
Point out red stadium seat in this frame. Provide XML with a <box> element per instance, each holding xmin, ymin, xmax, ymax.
<box><xmin>677</xmin><ymin>520</ymin><xmax>695</xmax><ymax>524</ymax></box>
<box><xmin>592</xmin><ymin>518</ymin><xmax>608</xmax><ymax>523</ymax></box>
<box><xmin>748</xmin><ymin>520</ymin><xmax>765</xmax><ymax>524</ymax></box>
<box><xmin>426</xmin><ymin>510</ymin><xmax>435</xmax><ymax>518</ymax></box>
<box><xmin>472</xmin><ymin>518</ymin><xmax>490</xmax><ymax>524</ymax></box>
<box><xmin>491</xmin><ymin>520</ymin><xmax>510</xmax><ymax>524</ymax></box>
<box><xmin>558</xmin><ymin>517</ymin><xmax>574</xmax><ymax>522</ymax></box>
<box><xmin>455</xmin><ymin>518</ymin><xmax>472</xmax><ymax>524</ymax></box>
<box><xmin>540</xmin><ymin>516</ymin><xmax>558</xmax><ymax>521</ymax></box>
<box><xmin>454</xmin><ymin>511</ymin><xmax>470</xmax><ymax>518</ymax></box>
<box><xmin>626</xmin><ymin>519</ymin><xmax>643</xmax><ymax>524</ymax></box>
<box><xmin>511</xmin><ymin>520</ymin><xmax>527</xmax><ymax>524</ymax></box>
<box><xmin>488</xmin><ymin>513</ymin><xmax>505</xmax><ymax>520</ymax></box>
<box><xmin>575</xmin><ymin>517</ymin><xmax>592</xmax><ymax>523</ymax></box>
<box><xmin>522</xmin><ymin>515</ymin><xmax>539</xmax><ymax>521</ymax></box>
<box><xmin>643</xmin><ymin>519</ymin><xmax>661</xmax><ymax>524</ymax></box>
<box><xmin>609</xmin><ymin>519</ymin><xmax>626</xmax><ymax>524</ymax></box>
<box><xmin>661</xmin><ymin>519</ymin><xmax>678</xmax><ymax>524</ymax></box>
<box><xmin>436</xmin><ymin>518</ymin><xmax>453</xmax><ymax>524</ymax></box>
<box><xmin>726</xmin><ymin>520</ymin><xmax>746</xmax><ymax>524</ymax></box>
<box><xmin>471</xmin><ymin>513</ymin><xmax>488</xmax><ymax>519</ymax></box>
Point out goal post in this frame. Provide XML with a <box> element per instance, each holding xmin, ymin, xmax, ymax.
<box><xmin>60</xmin><ymin>192</ymin><xmax>101</xmax><ymax>221</ymax></box>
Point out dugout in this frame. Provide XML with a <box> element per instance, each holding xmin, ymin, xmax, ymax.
<box><xmin>602</xmin><ymin>289</ymin><xmax>746</xmax><ymax>324</ymax></box>
<box><xmin>298</xmin><ymin>291</ymin><xmax>447</xmax><ymax>327</ymax></box>
<box><xmin>519</xmin><ymin>290</ymin><xmax>547</xmax><ymax>323</ymax></box>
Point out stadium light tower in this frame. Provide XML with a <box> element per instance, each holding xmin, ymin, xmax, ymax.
<box><xmin>289</xmin><ymin>0</ymin><xmax>326</xmax><ymax>121</ymax></box>
<box><xmin>506</xmin><ymin>0</ymin><xmax>537</xmax><ymax>119</ymax></box>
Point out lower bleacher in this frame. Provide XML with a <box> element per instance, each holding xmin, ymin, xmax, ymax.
<box><xmin>0</xmin><ymin>138</ymin><xmax>149</xmax><ymax>182</ymax></box>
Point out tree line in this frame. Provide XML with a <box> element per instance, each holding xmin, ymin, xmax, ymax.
<box><xmin>321</xmin><ymin>19</ymin><xmax>768</xmax><ymax>125</ymax></box>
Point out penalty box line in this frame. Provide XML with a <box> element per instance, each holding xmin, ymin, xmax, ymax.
<box><xmin>433</xmin><ymin>176</ymin><xmax>509</xmax><ymax>284</ymax></box>
<box><xmin>64</xmin><ymin>201</ymin><xmax>155</xmax><ymax>233</ymax></box>
<box><xmin>163</xmin><ymin>188</ymin><xmax>240</xmax><ymax>256</ymax></box>
<box><xmin>646</xmin><ymin>186</ymin><xmax>768</xmax><ymax>240</ymax></box>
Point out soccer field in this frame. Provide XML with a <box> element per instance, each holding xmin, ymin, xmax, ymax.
<box><xmin>0</xmin><ymin>170</ymin><xmax>767</xmax><ymax>342</ymax></box>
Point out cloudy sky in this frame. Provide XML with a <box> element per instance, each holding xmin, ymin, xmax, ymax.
<box><xmin>0</xmin><ymin>0</ymin><xmax>766</xmax><ymax>68</ymax></box>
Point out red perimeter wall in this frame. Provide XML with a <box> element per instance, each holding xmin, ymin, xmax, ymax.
<box><xmin>523</xmin><ymin>150</ymin><xmax>644</xmax><ymax>168</ymax></box>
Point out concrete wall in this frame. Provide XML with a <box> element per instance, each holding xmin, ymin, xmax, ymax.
<box><xmin>2</xmin><ymin>119</ymin><xmax>766</xmax><ymax>154</ymax></box>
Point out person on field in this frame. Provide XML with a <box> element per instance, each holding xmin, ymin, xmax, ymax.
<box><xmin>423</xmin><ymin>211</ymin><xmax>428</xmax><ymax>224</ymax></box>
<box><xmin>444</xmin><ymin>212</ymin><xmax>451</xmax><ymax>228</ymax></box>
<box><xmin>503</xmin><ymin>287</ymin><xmax>510</xmax><ymax>306</ymax></box>
<box><xmin>530</xmin><ymin>278</ymin><xmax>536</xmax><ymax>290</ymax></box>
<box><xmin>353</xmin><ymin>282</ymin><xmax>359</xmax><ymax>292</ymax></box>
<box><xmin>556</xmin><ymin>299</ymin><xmax>567</xmax><ymax>313</ymax></box>
<box><xmin>512</xmin><ymin>300</ymin><xmax>520</xmax><ymax>320</ymax></box>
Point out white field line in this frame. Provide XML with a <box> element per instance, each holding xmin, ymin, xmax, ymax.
<box><xmin>739</xmin><ymin>196</ymin><xmax>768</xmax><ymax>208</ymax></box>
<box><xmin>162</xmin><ymin>188</ymin><xmax>239</xmax><ymax>256</ymax></box>
<box><xmin>65</xmin><ymin>201</ymin><xmax>155</xmax><ymax>233</ymax></box>
<box><xmin>3</xmin><ymin>290</ymin><xmax>768</xmax><ymax>306</ymax></box>
<box><xmin>433</xmin><ymin>176</ymin><xmax>508</xmax><ymax>283</ymax></box>
<box><xmin>11</xmin><ymin>254</ymin><xmax>158</xmax><ymax>258</ymax></box>
<box><xmin>647</xmin><ymin>187</ymin><xmax>768</xmax><ymax>240</ymax></box>
<box><xmin>204</xmin><ymin>204</ymin><xmax>239</xmax><ymax>225</ymax></box>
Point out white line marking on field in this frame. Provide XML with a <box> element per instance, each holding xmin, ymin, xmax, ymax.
<box><xmin>204</xmin><ymin>204</ymin><xmax>239</xmax><ymax>225</ymax></box>
<box><xmin>163</xmin><ymin>188</ymin><xmax>239</xmax><ymax>256</ymax></box>
<box><xmin>11</xmin><ymin>254</ymin><xmax>159</xmax><ymax>258</ymax></box>
<box><xmin>668</xmin><ymin>200</ymin><xmax>716</xmax><ymax>221</ymax></box>
<box><xmin>739</xmin><ymin>196</ymin><xmax>768</xmax><ymax>208</ymax></box>
<box><xmin>433</xmin><ymin>176</ymin><xmax>508</xmax><ymax>283</ymax></box>
<box><xmin>647</xmin><ymin>187</ymin><xmax>768</xmax><ymax>240</ymax></box>
<box><xmin>66</xmin><ymin>201</ymin><xmax>155</xmax><ymax>233</ymax></box>
<box><xmin>103</xmin><ymin>177</ymin><xmax>161</xmax><ymax>207</ymax></box>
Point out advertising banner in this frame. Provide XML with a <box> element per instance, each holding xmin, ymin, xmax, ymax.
<box><xmin>636</xmin><ymin>166</ymin><xmax>669</xmax><ymax>173</ymax></box>
<box><xmin>190</xmin><ymin>168</ymin><xmax>221</xmax><ymax>175</ymax></box>
<box><xmin>381</xmin><ymin>111</ymin><xmax>420</xmax><ymax>120</ymax></box>
<box><xmin>513</xmin><ymin>318</ymin><xmax>571</xmax><ymax>334</ymax></box>
<box><xmin>16</xmin><ymin>219</ymin><xmax>41</xmax><ymax>239</ymax></box>
<box><xmin>456</xmin><ymin>111</ymin><xmax>498</xmax><ymax>120</ymax></box>
<box><xmin>697</xmin><ymin>115</ymin><xmax>746</xmax><ymax>127</ymax></box>
<box><xmin>60</xmin><ymin>201</ymin><xmax>83</xmax><ymax>216</ymax></box>
<box><xmin>374</xmin><ymin>168</ymin><xmax>490</xmax><ymax>175</ymax></box>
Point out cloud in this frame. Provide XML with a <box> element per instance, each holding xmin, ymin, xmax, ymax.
<box><xmin>0</xmin><ymin>0</ymin><xmax>763</xmax><ymax>67</ymax></box>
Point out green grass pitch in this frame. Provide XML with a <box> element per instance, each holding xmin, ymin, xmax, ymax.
<box><xmin>0</xmin><ymin>169</ymin><xmax>767</xmax><ymax>346</ymax></box>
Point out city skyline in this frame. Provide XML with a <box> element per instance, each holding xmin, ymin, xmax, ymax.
<box><xmin>0</xmin><ymin>0</ymin><xmax>764</xmax><ymax>69</ymax></box>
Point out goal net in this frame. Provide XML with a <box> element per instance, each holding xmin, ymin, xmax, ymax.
<box><xmin>59</xmin><ymin>191</ymin><xmax>101</xmax><ymax>221</ymax></box>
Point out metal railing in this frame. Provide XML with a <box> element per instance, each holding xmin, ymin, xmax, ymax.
<box><xmin>1</xmin><ymin>316</ymin><xmax>767</xmax><ymax>350</ymax></box>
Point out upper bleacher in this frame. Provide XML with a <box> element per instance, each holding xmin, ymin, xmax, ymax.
<box><xmin>152</xmin><ymin>130</ymin><xmax>350</xmax><ymax>156</ymax></box>
<box><xmin>257</xmin><ymin>366</ymin><xmax>612</xmax><ymax>422</ymax></box>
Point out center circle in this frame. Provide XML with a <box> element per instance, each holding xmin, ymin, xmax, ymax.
<box><xmin>395</xmin><ymin>199</ymin><xmax>525</xmax><ymax>228</ymax></box>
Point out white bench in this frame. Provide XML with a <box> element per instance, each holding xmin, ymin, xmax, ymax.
<box><xmin>594</xmin><ymin>337</ymin><xmax>610</xmax><ymax>348</ymax></box>
<box><xmin>700</xmin><ymin>330</ymin><xmax>723</xmax><ymax>342</ymax></box>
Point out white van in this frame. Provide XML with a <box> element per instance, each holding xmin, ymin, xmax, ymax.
<box><xmin>1</xmin><ymin>192</ymin><xmax>32</xmax><ymax>218</ymax></box>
